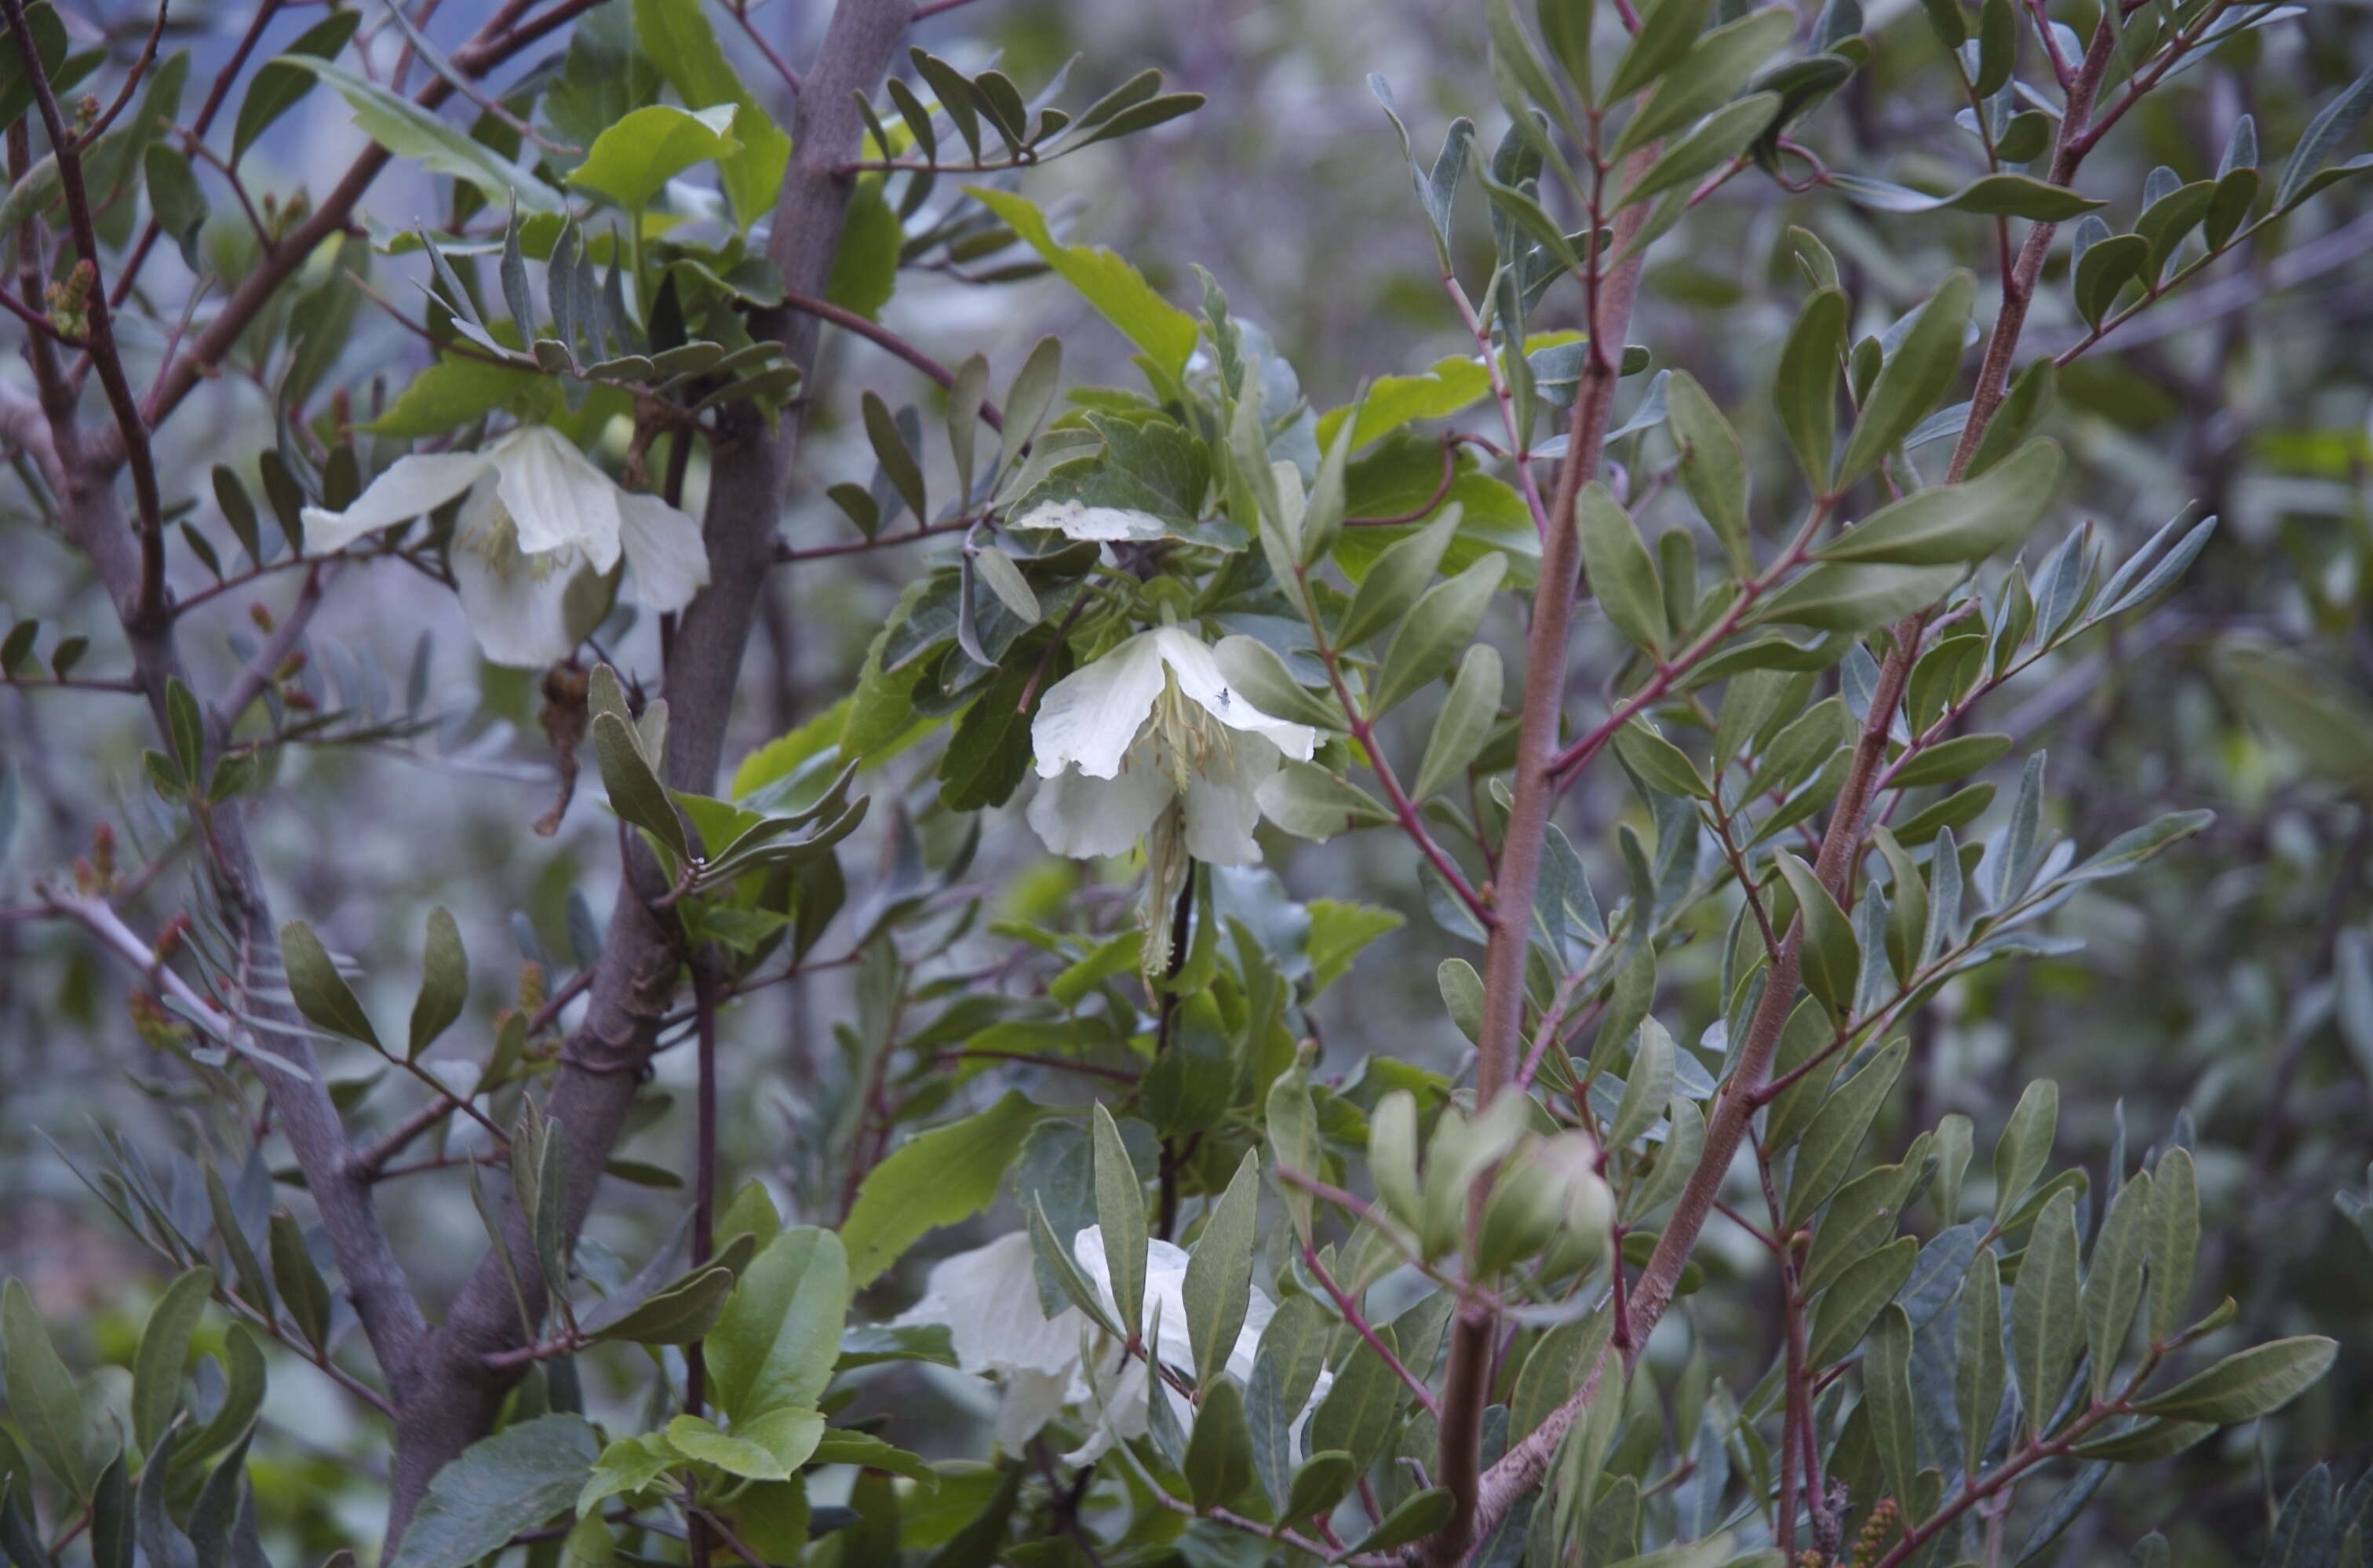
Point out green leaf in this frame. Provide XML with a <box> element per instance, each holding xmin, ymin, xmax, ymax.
<box><xmin>1664</xmin><ymin>370</ymin><xmax>1752</xmax><ymax>577</ymax></box>
<box><xmin>1412</xmin><ymin>644</ymin><xmax>1505</xmax><ymax>800</ymax></box>
<box><xmin>279</xmin><ymin>919</ymin><xmax>381</xmax><ymax>1047</ymax></box>
<box><xmin>1248</xmin><ymin>1295</ymin><xmax>1334</xmax><ymax>1505</ymax></box>
<box><xmin>2145</xmin><ymin>1145</ymin><xmax>2199</xmax><ymax>1343</ymax></box>
<box><xmin>2134</xmin><ymin>1336</ymin><xmax>2338</xmax><ymax>1424</ymax></box>
<box><xmin>2070</xmin><ymin>1416</ymin><xmax>2216</xmax><ymax>1463</ymax></box>
<box><xmin>1834</xmin><ymin>270</ymin><xmax>1974</xmax><ymax>489</ymax></box>
<box><xmin>1821</xmin><ymin>440</ymin><xmax>2062</xmax><ymax>566</ymax></box>
<box><xmin>665</xmin><ymin>1409</ymin><xmax>823</xmax><ymax>1480</ymax></box>
<box><xmin>1606</xmin><ymin>0</ymin><xmax>1714</xmax><ymax>101</ymax></box>
<box><xmin>569</xmin><ymin>103</ymin><xmax>739</xmax><ymax>212</ymax></box>
<box><xmin>1091</xmin><ymin>1103</ymin><xmax>1149</xmax><ymax>1336</ymax></box>
<box><xmin>1256</xmin><ymin>762</ymin><xmax>1396</xmax><ymax>841</ymax></box>
<box><xmin>1621</xmin><ymin>93</ymin><xmax>1779</xmax><ymax>213</ymax></box>
<box><xmin>1890</xmin><ymin>732</ymin><xmax>2013</xmax><ymax>790</ymax></box>
<box><xmin>1614</xmin><ymin>720</ymin><xmax>1708</xmax><ymax>800</ymax></box>
<box><xmin>277</xmin><ymin>58</ymin><xmax>563</xmax><ymax>210</ymax></box>
<box><xmin>1614</xmin><ymin>6</ymin><xmax>1795</xmax><ymax>158</ymax></box>
<box><xmin>1784</xmin><ymin>1037</ymin><xmax>1905</xmax><ymax>1228</ymax></box>
<box><xmin>1282</xmin><ymin>1450</ymin><xmax>1360</xmax><ymax>1522</ymax></box>
<box><xmin>132</xmin><ymin>1265</ymin><xmax>213</xmax><ymax>1455</ymax></box>
<box><xmin>1609</xmin><ymin>1019</ymin><xmax>1678</xmax><ymax>1150</ymax></box>
<box><xmin>1339</xmin><ymin>504</ymin><xmax>1464</xmax><ymax>647</ymax></box>
<box><xmin>2010</xmin><ymin>1187</ymin><xmax>2083</xmax><ymax>1440</ymax></box>
<box><xmin>1957</xmin><ymin>1246</ymin><xmax>2006</xmax><ymax>1478</ymax></box>
<box><xmin>231</xmin><ymin>9</ymin><xmax>363</xmax><ymax>162</ymax></box>
<box><xmin>2275</xmin><ymin>65</ymin><xmax>2373</xmax><ymax>212</ymax></box>
<box><xmin>1373</xmin><ymin>552</ymin><xmax>1507</xmax><ymax>715</ymax></box>
<box><xmin>1866</xmin><ymin>1304</ymin><xmax>1918</xmax><ymax>1505</ymax></box>
<box><xmin>2073</xmin><ymin>232</ymin><xmax>2147</xmax><ymax>329</ymax></box>
<box><xmin>1183</xmin><ymin>1151</ymin><xmax>1261</xmax><ymax>1391</ymax></box>
<box><xmin>632</xmin><ymin>0</ymin><xmax>790</xmax><ymax>228</ymax></box>
<box><xmin>1774</xmin><ymin>288</ymin><xmax>1847</xmax><ymax>488</ymax></box>
<box><xmin>407</xmin><ymin>906</ymin><xmax>468</xmax><ymax>1061</ymax></box>
<box><xmin>144</xmin><ymin>144</ymin><xmax>209</xmax><ymax>269</ymax></box>
<box><xmin>1806</xmin><ymin>1234</ymin><xmax>1917</xmax><ymax>1367</ymax></box>
<box><xmin>1352</xmin><ymin>1488</ymin><xmax>1459</xmax><ymax>1555</ymax></box>
<box><xmin>840</xmin><ymin>1091</ymin><xmax>1044</xmax><ymax>1286</ymax></box>
<box><xmin>388</xmin><ymin>1415</ymin><xmax>600</xmax><ymax>1568</ymax></box>
<box><xmin>1775</xmin><ymin>851</ymin><xmax>1857</xmax><ymax>1018</ymax></box>
<box><xmin>592</xmin><ymin>713</ymin><xmax>689</xmax><ymax>860</ymax></box>
<box><xmin>1309</xmin><ymin>1324</ymin><xmax>1402</xmax><ymax>1471</ymax></box>
<box><xmin>269</xmin><ymin>1212</ymin><xmax>333</xmax><ymax>1350</ymax></box>
<box><xmin>1829</xmin><ymin>170</ymin><xmax>2105</xmax><ymax>221</ymax></box>
<box><xmin>166</xmin><ymin>675</ymin><xmax>204</xmax><ymax>780</ymax></box>
<box><xmin>1577</xmin><ymin>482</ymin><xmax>1666</xmax><ymax>653</ymax></box>
<box><xmin>2084</xmin><ymin>1171</ymin><xmax>2154</xmax><ymax>1398</ymax></box>
<box><xmin>3</xmin><ymin>1277</ymin><xmax>91</xmax><ymax>1496</ymax></box>
<box><xmin>1992</xmin><ymin>1079</ymin><xmax>2058</xmax><ymax>1220</ymax></box>
<box><xmin>589</xmin><ymin>1265</ymin><xmax>737</xmax><ymax>1344</ymax></box>
<box><xmin>968</xmin><ymin>188</ymin><xmax>1197</xmax><ymax>380</ymax></box>
<box><xmin>1318</xmin><ymin>358</ymin><xmax>1492</xmax><ymax>451</ymax></box>
<box><xmin>1182</xmin><ymin>1380</ymin><xmax>1256</xmax><ymax>1511</ymax></box>
<box><xmin>1212</xmin><ymin>636</ymin><xmax>1348</xmax><ymax>733</ymax></box>
<box><xmin>366</xmin><ymin>355</ymin><xmax>550</xmax><ymax>438</ymax></box>
<box><xmin>1758</xmin><ymin>560</ymin><xmax>1960</xmax><ymax>633</ymax></box>
<box><xmin>708</xmin><ymin>1228</ymin><xmax>849</xmax><ymax>1422</ymax></box>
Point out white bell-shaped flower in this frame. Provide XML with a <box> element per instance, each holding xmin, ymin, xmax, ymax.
<box><xmin>299</xmin><ymin>425</ymin><xmax>709</xmax><ymax>668</ymax></box>
<box><xmin>1027</xmin><ymin>625</ymin><xmax>1315</xmax><ymax>866</ymax></box>
<box><xmin>891</xmin><ymin>1223</ymin><xmax>1320</xmax><ymax>1466</ymax></box>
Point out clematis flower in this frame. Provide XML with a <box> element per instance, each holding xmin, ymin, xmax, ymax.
<box><xmin>892</xmin><ymin>1224</ymin><xmax>1318</xmax><ymax>1465</ymax></box>
<box><xmin>1026</xmin><ymin>625</ymin><xmax>1316</xmax><ymax>868</ymax></box>
<box><xmin>299</xmin><ymin>425</ymin><xmax>709</xmax><ymax>669</ymax></box>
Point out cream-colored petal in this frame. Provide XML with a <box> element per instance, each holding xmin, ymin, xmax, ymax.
<box><xmin>893</xmin><ymin>1231</ymin><xmax>1082</xmax><ymax>1384</ymax></box>
<box><xmin>449</xmin><ymin>487</ymin><xmax>600</xmax><ymax>668</ymax></box>
<box><xmin>1181</xmin><ymin>736</ymin><xmax>1279</xmax><ymax>866</ymax></box>
<box><xmin>615</xmin><ymin>490</ymin><xmax>710</xmax><ymax>611</ymax></box>
<box><xmin>1150</xmin><ymin>625</ymin><xmax>1317</xmax><ymax>761</ymax></box>
<box><xmin>1032</xmin><ymin>630</ymin><xmax>1167</xmax><ymax>780</ymax></box>
<box><xmin>299</xmin><ymin>451</ymin><xmax>490</xmax><ymax>552</ymax></box>
<box><xmin>1012</xmin><ymin>498</ymin><xmax>1170</xmax><ymax>542</ymax></box>
<box><xmin>491</xmin><ymin>425</ymin><xmax>623</xmax><ymax>567</ymax></box>
<box><xmin>1027</xmin><ymin>757</ymin><xmax>1172</xmax><ymax>861</ymax></box>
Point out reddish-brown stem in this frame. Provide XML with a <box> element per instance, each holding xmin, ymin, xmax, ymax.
<box><xmin>1303</xmin><ymin>1238</ymin><xmax>1445</xmax><ymax>1420</ymax></box>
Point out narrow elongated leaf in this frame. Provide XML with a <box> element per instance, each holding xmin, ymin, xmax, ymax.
<box><xmin>1775</xmin><ymin>288</ymin><xmax>1848</xmax><ymax>487</ymax></box>
<box><xmin>2134</xmin><ymin>1336</ymin><xmax>2338</xmax><ymax>1424</ymax></box>
<box><xmin>1577</xmin><ymin>483</ymin><xmax>1665</xmax><ymax>652</ymax></box>
<box><xmin>1834</xmin><ymin>271</ymin><xmax>1974</xmax><ymax>488</ymax></box>
<box><xmin>1091</xmin><ymin>1103</ymin><xmax>1149</xmax><ymax>1336</ymax></box>
<box><xmin>1373</xmin><ymin>552</ymin><xmax>1507</xmax><ymax>714</ymax></box>
<box><xmin>1958</xmin><ymin>1247</ymin><xmax>2006</xmax><ymax>1478</ymax></box>
<box><xmin>1818</xmin><ymin>441</ymin><xmax>2062</xmax><ymax>566</ymax></box>
<box><xmin>133</xmin><ymin>1265</ymin><xmax>213</xmax><ymax>1454</ymax></box>
<box><xmin>1784</xmin><ymin>1037</ymin><xmax>1906</xmax><ymax>1227</ymax></box>
<box><xmin>2083</xmin><ymin>1170</ymin><xmax>2154</xmax><ymax>1397</ymax></box>
<box><xmin>1183</xmin><ymin>1150</ymin><xmax>1260</xmax><ymax>1389</ymax></box>
<box><xmin>1182</xmin><ymin>1380</ymin><xmax>1256</xmax><ymax>1511</ymax></box>
<box><xmin>278</xmin><ymin>58</ymin><xmax>563</xmax><ymax>210</ymax></box>
<box><xmin>2010</xmin><ymin>1187</ymin><xmax>2083</xmax><ymax>1439</ymax></box>
<box><xmin>1664</xmin><ymin>370</ymin><xmax>1751</xmax><ymax>576</ymax></box>
<box><xmin>408</xmin><ymin>906</ymin><xmax>468</xmax><ymax>1060</ymax></box>
<box><xmin>3</xmin><ymin>1278</ymin><xmax>91</xmax><ymax>1496</ymax></box>
<box><xmin>280</xmin><ymin>920</ymin><xmax>381</xmax><ymax>1048</ymax></box>
<box><xmin>2145</xmin><ymin>1145</ymin><xmax>2199</xmax><ymax>1343</ymax></box>
<box><xmin>1776</xmin><ymin>851</ymin><xmax>1858</xmax><ymax>1017</ymax></box>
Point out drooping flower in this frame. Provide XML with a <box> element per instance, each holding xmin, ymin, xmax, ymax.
<box><xmin>299</xmin><ymin>425</ymin><xmax>709</xmax><ymax>669</ymax></box>
<box><xmin>1026</xmin><ymin>625</ymin><xmax>1316</xmax><ymax>868</ymax></box>
<box><xmin>891</xmin><ymin>1223</ymin><xmax>1316</xmax><ymax>1465</ymax></box>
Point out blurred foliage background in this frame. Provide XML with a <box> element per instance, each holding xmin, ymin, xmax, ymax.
<box><xmin>3</xmin><ymin>0</ymin><xmax>2371</xmax><ymax>1559</ymax></box>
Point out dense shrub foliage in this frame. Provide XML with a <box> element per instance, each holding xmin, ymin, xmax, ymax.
<box><xmin>2</xmin><ymin>0</ymin><xmax>2370</xmax><ymax>1564</ymax></box>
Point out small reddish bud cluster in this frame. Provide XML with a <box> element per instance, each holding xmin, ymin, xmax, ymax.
<box><xmin>1851</xmin><ymin>1498</ymin><xmax>1902</xmax><ymax>1568</ymax></box>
